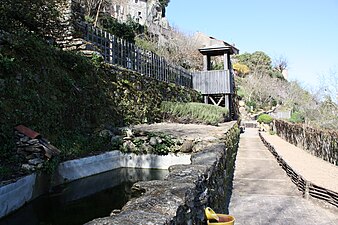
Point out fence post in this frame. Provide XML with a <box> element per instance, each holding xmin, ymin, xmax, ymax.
<box><xmin>109</xmin><ymin>34</ymin><xmax>112</xmax><ymax>64</ymax></box>
<box><xmin>304</xmin><ymin>181</ymin><xmax>310</xmax><ymax>199</ymax></box>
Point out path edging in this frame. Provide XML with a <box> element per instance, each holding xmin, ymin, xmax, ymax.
<box><xmin>259</xmin><ymin>132</ymin><xmax>338</xmax><ymax>208</ymax></box>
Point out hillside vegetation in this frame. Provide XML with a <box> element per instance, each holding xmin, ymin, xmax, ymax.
<box><xmin>234</xmin><ymin>51</ymin><xmax>338</xmax><ymax>130</ymax></box>
<box><xmin>0</xmin><ymin>0</ymin><xmax>210</xmax><ymax>182</ymax></box>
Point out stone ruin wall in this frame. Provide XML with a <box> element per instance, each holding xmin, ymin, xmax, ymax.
<box><xmin>54</xmin><ymin>0</ymin><xmax>85</xmax><ymax>50</ymax></box>
<box><xmin>55</xmin><ymin>0</ymin><xmax>171</xmax><ymax>50</ymax></box>
<box><xmin>106</xmin><ymin>0</ymin><xmax>170</xmax><ymax>30</ymax></box>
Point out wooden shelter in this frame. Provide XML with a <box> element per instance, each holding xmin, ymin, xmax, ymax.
<box><xmin>193</xmin><ymin>42</ymin><xmax>239</xmax><ymax>118</ymax></box>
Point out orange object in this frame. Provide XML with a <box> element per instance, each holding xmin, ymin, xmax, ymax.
<box><xmin>15</xmin><ymin>125</ymin><xmax>41</xmax><ymax>139</ymax></box>
<box><xmin>205</xmin><ymin>207</ymin><xmax>235</xmax><ymax>225</ymax></box>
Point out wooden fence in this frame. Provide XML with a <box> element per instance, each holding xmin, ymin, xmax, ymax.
<box><xmin>192</xmin><ymin>70</ymin><xmax>233</xmax><ymax>95</ymax></box>
<box><xmin>77</xmin><ymin>22</ymin><xmax>192</xmax><ymax>88</ymax></box>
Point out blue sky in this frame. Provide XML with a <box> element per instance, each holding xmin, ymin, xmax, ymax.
<box><xmin>166</xmin><ymin>0</ymin><xmax>338</xmax><ymax>89</ymax></box>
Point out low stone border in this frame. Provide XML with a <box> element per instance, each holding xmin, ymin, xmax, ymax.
<box><xmin>259</xmin><ymin>132</ymin><xmax>338</xmax><ymax>208</ymax></box>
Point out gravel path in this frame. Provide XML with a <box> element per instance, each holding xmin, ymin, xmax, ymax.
<box><xmin>261</xmin><ymin>132</ymin><xmax>338</xmax><ymax>193</ymax></box>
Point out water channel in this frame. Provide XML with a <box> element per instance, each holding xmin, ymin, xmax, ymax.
<box><xmin>0</xmin><ymin>168</ymin><xmax>168</xmax><ymax>225</ymax></box>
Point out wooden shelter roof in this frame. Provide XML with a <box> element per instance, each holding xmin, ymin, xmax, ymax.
<box><xmin>199</xmin><ymin>43</ymin><xmax>239</xmax><ymax>56</ymax></box>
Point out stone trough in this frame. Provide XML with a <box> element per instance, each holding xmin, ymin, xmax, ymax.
<box><xmin>0</xmin><ymin>121</ymin><xmax>240</xmax><ymax>224</ymax></box>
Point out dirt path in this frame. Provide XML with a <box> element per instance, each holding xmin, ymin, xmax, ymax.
<box><xmin>261</xmin><ymin>132</ymin><xmax>338</xmax><ymax>192</ymax></box>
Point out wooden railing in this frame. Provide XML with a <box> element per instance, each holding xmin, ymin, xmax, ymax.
<box><xmin>192</xmin><ymin>70</ymin><xmax>234</xmax><ymax>95</ymax></box>
<box><xmin>77</xmin><ymin>22</ymin><xmax>193</xmax><ymax>88</ymax></box>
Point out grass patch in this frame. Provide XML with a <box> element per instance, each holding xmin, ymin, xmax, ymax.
<box><xmin>161</xmin><ymin>101</ymin><xmax>229</xmax><ymax>125</ymax></box>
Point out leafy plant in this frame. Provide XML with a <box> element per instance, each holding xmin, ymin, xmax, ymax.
<box><xmin>42</xmin><ymin>157</ymin><xmax>60</xmax><ymax>175</ymax></box>
<box><xmin>0</xmin><ymin>54</ymin><xmax>15</xmax><ymax>72</ymax></box>
<box><xmin>257</xmin><ymin>114</ymin><xmax>273</xmax><ymax>124</ymax></box>
<box><xmin>233</xmin><ymin>63</ymin><xmax>250</xmax><ymax>76</ymax></box>
<box><xmin>147</xmin><ymin>132</ymin><xmax>176</xmax><ymax>155</ymax></box>
<box><xmin>0</xmin><ymin>0</ymin><xmax>63</xmax><ymax>37</ymax></box>
<box><xmin>97</xmin><ymin>14</ymin><xmax>144</xmax><ymax>42</ymax></box>
<box><xmin>246</xmin><ymin>100</ymin><xmax>257</xmax><ymax>111</ymax></box>
<box><xmin>269</xmin><ymin>130</ymin><xmax>276</xmax><ymax>135</ymax></box>
<box><xmin>289</xmin><ymin>111</ymin><xmax>305</xmax><ymax>123</ymax></box>
<box><xmin>0</xmin><ymin>166</ymin><xmax>12</xmax><ymax>178</ymax></box>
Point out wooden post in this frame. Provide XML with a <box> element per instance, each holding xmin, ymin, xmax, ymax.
<box><xmin>224</xmin><ymin>94</ymin><xmax>230</xmax><ymax>110</ymax></box>
<box><xmin>207</xmin><ymin>55</ymin><xmax>211</xmax><ymax>70</ymax></box>
<box><xmin>224</xmin><ymin>53</ymin><xmax>229</xmax><ymax>70</ymax></box>
<box><xmin>204</xmin><ymin>95</ymin><xmax>208</xmax><ymax>104</ymax></box>
<box><xmin>304</xmin><ymin>181</ymin><xmax>310</xmax><ymax>199</ymax></box>
<box><xmin>203</xmin><ymin>55</ymin><xmax>208</xmax><ymax>71</ymax></box>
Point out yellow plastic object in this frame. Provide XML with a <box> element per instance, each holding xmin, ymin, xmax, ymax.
<box><xmin>205</xmin><ymin>207</ymin><xmax>235</xmax><ymax>225</ymax></box>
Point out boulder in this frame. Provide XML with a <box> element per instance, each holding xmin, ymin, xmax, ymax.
<box><xmin>180</xmin><ymin>140</ymin><xmax>193</xmax><ymax>153</ymax></box>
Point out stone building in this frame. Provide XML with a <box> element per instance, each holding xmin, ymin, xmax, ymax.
<box><xmin>107</xmin><ymin>0</ymin><xmax>169</xmax><ymax>30</ymax></box>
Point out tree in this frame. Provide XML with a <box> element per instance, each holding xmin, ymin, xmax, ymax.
<box><xmin>273</xmin><ymin>55</ymin><xmax>288</xmax><ymax>73</ymax></box>
<box><xmin>136</xmin><ymin>27</ymin><xmax>202</xmax><ymax>70</ymax></box>
<box><xmin>232</xmin><ymin>51</ymin><xmax>272</xmax><ymax>76</ymax></box>
<box><xmin>319</xmin><ymin>69</ymin><xmax>338</xmax><ymax>104</ymax></box>
<box><xmin>233</xmin><ymin>63</ymin><xmax>250</xmax><ymax>77</ymax></box>
<box><xmin>0</xmin><ymin>0</ymin><xmax>64</xmax><ymax>37</ymax></box>
<box><xmin>159</xmin><ymin>0</ymin><xmax>170</xmax><ymax>7</ymax></box>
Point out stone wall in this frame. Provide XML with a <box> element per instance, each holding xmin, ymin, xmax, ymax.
<box><xmin>107</xmin><ymin>65</ymin><xmax>202</xmax><ymax>125</ymax></box>
<box><xmin>274</xmin><ymin>120</ymin><xmax>338</xmax><ymax>165</ymax></box>
<box><xmin>86</xmin><ymin>123</ymin><xmax>240</xmax><ymax>225</ymax></box>
<box><xmin>55</xmin><ymin>0</ymin><xmax>84</xmax><ymax>50</ymax></box>
<box><xmin>105</xmin><ymin>0</ymin><xmax>170</xmax><ymax>30</ymax></box>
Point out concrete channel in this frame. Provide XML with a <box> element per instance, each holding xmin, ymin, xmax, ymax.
<box><xmin>0</xmin><ymin>151</ymin><xmax>190</xmax><ymax>219</ymax></box>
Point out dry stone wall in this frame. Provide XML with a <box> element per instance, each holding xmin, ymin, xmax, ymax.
<box><xmin>55</xmin><ymin>0</ymin><xmax>84</xmax><ymax>50</ymax></box>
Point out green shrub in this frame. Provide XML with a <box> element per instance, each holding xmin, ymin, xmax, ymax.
<box><xmin>289</xmin><ymin>111</ymin><xmax>305</xmax><ymax>123</ymax></box>
<box><xmin>257</xmin><ymin>114</ymin><xmax>273</xmax><ymax>124</ymax></box>
<box><xmin>97</xmin><ymin>14</ymin><xmax>144</xmax><ymax>42</ymax></box>
<box><xmin>269</xmin><ymin>130</ymin><xmax>276</xmax><ymax>135</ymax></box>
<box><xmin>236</xmin><ymin>87</ymin><xmax>245</xmax><ymax>100</ymax></box>
<box><xmin>246</xmin><ymin>100</ymin><xmax>257</xmax><ymax>111</ymax></box>
<box><xmin>161</xmin><ymin>101</ymin><xmax>228</xmax><ymax>125</ymax></box>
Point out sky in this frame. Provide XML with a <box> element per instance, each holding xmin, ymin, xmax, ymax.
<box><xmin>166</xmin><ymin>0</ymin><xmax>338</xmax><ymax>89</ymax></box>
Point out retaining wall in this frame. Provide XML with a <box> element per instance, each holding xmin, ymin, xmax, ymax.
<box><xmin>86</xmin><ymin>124</ymin><xmax>240</xmax><ymax>225</ymax></box>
